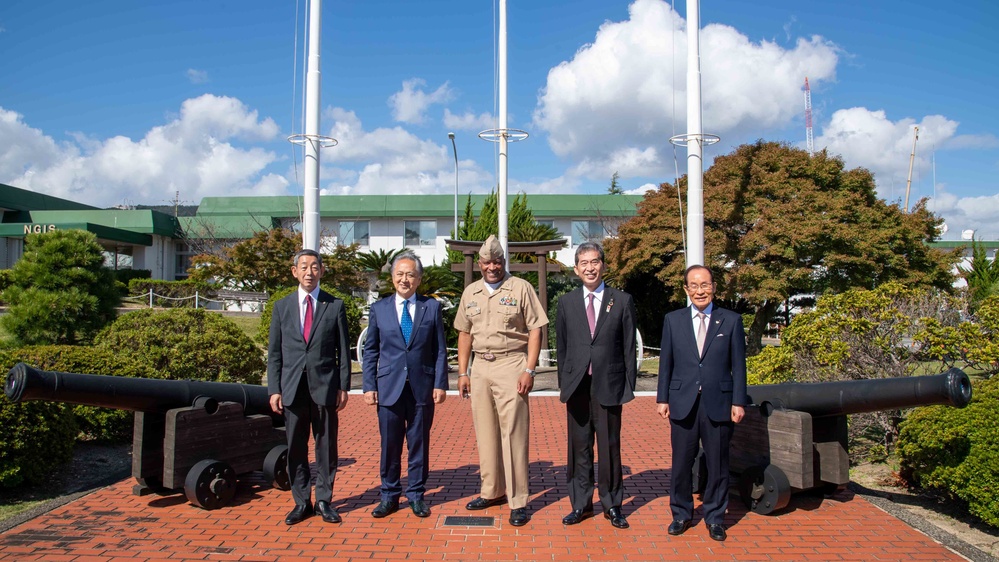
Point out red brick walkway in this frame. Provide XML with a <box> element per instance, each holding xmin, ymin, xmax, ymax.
<box><xmin>0</xmin><ymin>396</ymin><xmax>962</xmax><ymax>561</ymax></box>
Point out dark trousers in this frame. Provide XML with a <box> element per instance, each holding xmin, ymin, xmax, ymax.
<box><xmin>566</xmin><ymin>375</ymin><xmax>624</xmax><ymax>512</ymax></box>
<box><xmin>378</xmin><ymin>381</ymin><xmax>435</xmax><ymax>504</ymax></box>
<box><xmin>669</xmin><ymin>393</ymin><xmax>732</xmax><ymax>524</ymax></box>
<box><xmin>284</xmin><ymin>376</ymin><xmax>338</xmax><ymax>507</ymax></box>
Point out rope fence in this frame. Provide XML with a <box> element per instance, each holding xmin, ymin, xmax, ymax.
<box><xmin>122</xmin><ymin>289</ymin><xmax>266</xmax><ymax>310</ymax></box>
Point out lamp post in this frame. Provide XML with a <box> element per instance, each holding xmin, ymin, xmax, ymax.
<box><xmin>448</xmin><ymin>132</ymin><xmax>458</xmax><ymax>240</ymax></box>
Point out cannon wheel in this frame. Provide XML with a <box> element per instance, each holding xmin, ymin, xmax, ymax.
<box><xmin>262</xmin><ymin>445</ymin><xmax>291</xmax><ymax>491</ymax></box>
<box><xmin>691</xmin><ymin>449</ymin><xmax>708</xmax><ymax>495</ymax></box>
<box><xmin>185</xmin><ymin>459</ymin><xmax>237</xmax><ymax>510</ymax></box>
<box><xmin>739</xmin><ymin>464</ymin><xmax>791</xmax><ymax>515</ymax></box>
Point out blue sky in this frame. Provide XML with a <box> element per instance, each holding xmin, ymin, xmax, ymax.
<box><xmin>2</xmin><ymin>0</ymin><xmax>997</xmax><ymax>239</ymax></box>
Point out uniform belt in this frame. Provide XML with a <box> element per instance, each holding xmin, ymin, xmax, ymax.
<box><xmin>474</xmin><ymin>350</ymin><xmax>525</xmax><ymax>361</ymax></box>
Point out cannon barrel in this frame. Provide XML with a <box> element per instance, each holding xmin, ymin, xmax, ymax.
<box><xmin>745</xmin><ymin>368</ymin><xmax>972</xmax><ymax>417</ymax></box>
<box><xmin>5</xmin><ymin>363</ymin><xmax>281</xmax><ymax>424</ymax></box>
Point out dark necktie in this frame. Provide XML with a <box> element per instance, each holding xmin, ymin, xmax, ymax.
<box><xmin>401</xmin><ymin>300</ymin><xmax>413</xmax><ymax>345</ymax></box>
<box><xmin>303</xmin><ymin>295</ymin><xmax>313</xmax><ymax>343</ymax></box>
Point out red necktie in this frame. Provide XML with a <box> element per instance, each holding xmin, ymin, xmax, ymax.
<box><xmin>303</xmin><ymin>295</ymin><xmax>313</xmax><ymax>342</ymax></box>
<box><xmin>587</xmin><ymin>293</ymin><xmax>596</xmax><ymax>375</ymax></box>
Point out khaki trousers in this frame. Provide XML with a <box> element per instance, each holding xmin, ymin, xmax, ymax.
<box><xmin>470</xmin><ymin>353</ymin><xmax>530</xmax><ymax>509</ymax></box>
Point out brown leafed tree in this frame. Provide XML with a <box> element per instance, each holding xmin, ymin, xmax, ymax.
<box><xmin>605</xmin><ymin>140</ymin><xmax>960</xmax><ymax>355</ymax></box>
<box><xmin>188</xmin><ymin>228</ymin><xmax>301</xmax><ymax>293</ymax></box>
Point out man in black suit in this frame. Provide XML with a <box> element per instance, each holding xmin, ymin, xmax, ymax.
<box><xmin>268</xmin><ymin>249</ymin><xmax>351</xmax><ymax>525</ymax></box>
<box><xmin>555</xmin><ymin>242</ymin><xmax>637</xmax><ymax>529</ymax></box>
<box><xmin>657</xmin><ymin>265</ymin><xmax>746</xmax><ymax>541</ymax></box>
<box><xmin>362</xmin><ymin>251</ymin><xmax>448</xmax><ymax>519</ymax></box>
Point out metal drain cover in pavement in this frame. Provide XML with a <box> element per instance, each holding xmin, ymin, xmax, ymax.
<box><xmin>443</xmin><ymin>516</ymin><xmax>495</xmax><ymax>526</ymax></box>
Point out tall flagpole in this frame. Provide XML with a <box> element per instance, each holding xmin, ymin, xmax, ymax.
<box><xmin>302</xmin><ymin>0</ymin><xmax>322</xmax><ymax>251</ymax></box>
<box><xmin>685</xmin><ymin>0</ymin><xmax>704</xmax><ymax>268</ymax></box>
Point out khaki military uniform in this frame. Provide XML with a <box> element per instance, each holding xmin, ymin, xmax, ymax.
<box><xmin>454</xmin><ymin>273</ymin><xmax>548</xmax><ymax>509</ymax></box>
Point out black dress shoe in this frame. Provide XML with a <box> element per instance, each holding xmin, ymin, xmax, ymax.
<box><xmin>465</xmin><ymin>495</ymin><xmax>507</xmax><ymax>510</ymax></box>
<box><xmin>707</xmin><ymin>523</ymin><xmax>727</xmax><ymax>541</ymax></box>
<box><xmin>409</xmin><ymin>499</ymin><xmax>431</xmax><ymax>518</ymax></box>
<box><xmin>509</xmin><ymin>507</ymin><xmax>530</xmax><ymax>526</ymax></box>
<box><xmin>314</xmin><ymin>500</ymin><xmax>341</xmax><ymax>523</ymax></box>
<box><xmin>371</xmin><ymin>501</ymin><xmax>399</xmax><ymax>518</ymax></box>
<box><xmin>667</xmin><ymin>519</ymin><xmax>692</xmax><ymax>536</ymax></box>
<box><xmin>561</xmin><ymin>508</ymin><xmax>593</xmax><ymax>525</ymax></box>
<box><xmin>285</xmin><ymin>504</ymin><xmax>313</xmax><ymax>525</ymax></box>
<box><xmin>603</xmin><ymin>506</ymin><xmax>629</xmax><ymax>529</ymax></box>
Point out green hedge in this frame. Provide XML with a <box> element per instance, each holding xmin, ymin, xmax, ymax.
<box><xmin>897</xmin><ymin>376</ymin><xmax>999</xmax><ymax>527</ymax></box>
<box><xmin>258</xmin><ymin>285</ymin><xmax>364</xmax><ymax>354</ymax></box>
<box><xmin>95</xmin><ymin>308</ymin><xmax>264</xmax><ymax>384</ymax></box>
<box><xmin>127</xmin><ymin>279</ymin><xmax>212</xmax><ymax>308</ymax></box>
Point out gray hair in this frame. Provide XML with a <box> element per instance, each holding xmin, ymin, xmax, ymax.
<box><xmin>391</xmin><ymin>251</ymin><xmax>424</xmax><ymax>276</ymax></box>
<box><xmin>292</xmin><ymin>249</ymin><xmax>323</xmax><ymax>267</ymax></box>
<box><xmin>574</xmin><ymin>241</ymin><xmax>605</xmax><ymax>264</ymax></box>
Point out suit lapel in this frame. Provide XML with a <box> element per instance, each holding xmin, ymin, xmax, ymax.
<box><xmin>306</xmin><ymin>292</ymin><xmax>330</xmax><ymax>346</ymax></box>
<box><xmin>407</xmin><ymin>296</ymin><xmax>427</xmax><ymax>349</ymax></box>
<box><xmin>699</xmin><ymin>307</ymin><xmax>725</xmax><ymax>358</ymax></box>
<box><xmin>591</xmin><ymin>288</ymin><xmax>612</xmax><ymax>340</ymax></box>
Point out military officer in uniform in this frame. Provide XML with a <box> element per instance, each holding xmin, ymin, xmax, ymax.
<box><xmin>455</xmin><ymin>235</ymin><xmax>548</xmax><ymax>527</ymax></box>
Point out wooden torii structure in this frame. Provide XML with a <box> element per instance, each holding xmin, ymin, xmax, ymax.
<box><xmin>446</xmin><ymin>238</ymin><xmax>566</xmax><ymax>313</ymax></box>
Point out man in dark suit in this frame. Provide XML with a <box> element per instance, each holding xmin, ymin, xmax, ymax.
<box><xmin>362</xmin><ymin>251</ymin><xmax>448</xmax><ymax>519</ymax></box>
<box><xmin>657</xmin><ymin>264</ymin><xmax>746</xmax><ymax>541</ymax></box>
<box><xmin>555</xmin><ymin>241</ymin><xmax>637</xmax><ymax>529</ymax></box>
<box><xmin>268</xmin><ymin>249</ymin><xmax>351</xmax><ymax>525</ymax></box>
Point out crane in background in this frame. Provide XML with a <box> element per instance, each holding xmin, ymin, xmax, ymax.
<box><xmin>804</xmin><ymin>77</ymin><xmax>814</xmax><ymax>156</ymax></box>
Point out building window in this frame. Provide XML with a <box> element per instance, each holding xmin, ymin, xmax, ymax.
<box><xmin>405</xmin><ymin>220</ymin><xmax>436</xmax><ymax>247</ymax></box>
<box><xmin>571</xmin><ymin>220</ymin><xmax>606</xmax><ymax>246</ymax></box>
<box><xmin>536</xmin><ymin>219</ymin><xmax>555</xmax><ymax>229</ymax></box>
<box><xmin>338</xmin><ymin>220</ymin><xmax>370</xmax><ymax>246</ymax></box>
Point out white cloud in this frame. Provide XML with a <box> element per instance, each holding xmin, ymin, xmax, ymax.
<box><xmin>318</xmin><ymin>106</ymin><xmax>493</xmax><ymax>196</ymax></box>
<box><xmin>0</xmin><ymin>95</ymin><xmax>285</xmax><ymax>206</ymax></box>
<box><xmin>533</xmin><ymin>0</ymin><xmax>839</xmax><ymax>181</ymax></box>
<box><xmin>927</xmin><ymin>190</ymin><xmax>999</xmax><ymax>240</ymax></box>
<box><xmin>388</xmin><ymin>78</ymin><xmax>453</xmax><ymax>125</ymax></box>
<box><xmin>443</xmin><ymin>108</ymin><xmax>495</xmax><ymax>132</ymax></box>
<box><xmin>626</xmin><ymin>183</ymin><xmax>659</xmax><ymax>195</ymax></box>
<box><xmin>813</xmin><ymin>108</ymin><xmax>958</xmax><ymax>198</ymax></box>
<box><xmin>186</xmin><ymin>69</ymin><xmax>209</xmax><ymax>84</ymax></box>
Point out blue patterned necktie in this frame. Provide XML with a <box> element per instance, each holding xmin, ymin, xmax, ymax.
<box><xmin>400</xmin><ymin>299</ymin><xmax>413</xmax><ymax>345</ymax></box>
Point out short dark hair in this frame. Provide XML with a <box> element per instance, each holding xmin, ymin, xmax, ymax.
<box><xmin>391</xmin><ymin>251</ymin><xmax>424</xmax><ymax>276</ymax></box>
<box><xmin>292</xmin><ymin>249</ymin><xmax>323</xmax><ymax>268</ymax></box>
<box><xmin>683</xmin><ymin>264</ymin><xmax>714</xmax><ymax>285</ymax></box>
<box><xmin>574</xmin><ymin>241</ymin><xmax>605</xmax><ymax>264</ymax></box>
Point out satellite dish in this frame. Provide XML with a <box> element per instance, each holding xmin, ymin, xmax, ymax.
<box><xmin>938</xmin><ymin>223</ymin><xmax>949</xmax><ymax>235</ymax></box>
<box><xmin>961</xmin><ymin>229</ymin><xmax>975</xmax><ymax>240</ymax></box>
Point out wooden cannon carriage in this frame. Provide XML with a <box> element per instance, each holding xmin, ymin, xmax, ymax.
<box><xmin>717</xmin><ymin>369</ymin><xmax>973</xmax><ymax>514</ymax></box>
<box><xmin>5</xmin><ymin>363</ymin><xmax>290</xmax><ymax>510</ymax></box>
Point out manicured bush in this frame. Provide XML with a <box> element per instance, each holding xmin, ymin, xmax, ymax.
<box><xmin>95</xmin><ymin>308</ymin><xmax>264</xmax><ymax>384</ymax></box>
<box><xmin>127</xmin><ymin>278</ymin><xmax>213</xmax><ymax>308</ymax></box>
<box><xmin>1</xmin><ymin>230</ymin><xmax>120</xmax><ymax>345</ymax></box>
<box><xmin>258</xmin><ymin>285</ymin><xmax>364</xmax><ymax>353</ymax></box>
<box><xmin>897</xmin><ymin>376</ymin><xmax>999</xmax><ymax>527</ymax></box>
<box><xmin>1</xmin><ymin>345</ymin><xmax>160</xmax><ymax>443</ymax></box>
<box><xmin>0</xmin><ymin>349</ymin><xmax>77</xmax><ymax>487</ymax></box>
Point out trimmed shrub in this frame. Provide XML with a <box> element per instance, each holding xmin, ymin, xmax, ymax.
<box><xmin>95</xmin><ymin>308</ymin><xmax>264</xmax><ymax>384</ymax></box>
<box><xmin>0</xmin><ymin>349</ymin><xmax>77</xmax><ymax>487</ymax></box>
<box><xmin>1</xmin><ymin>345</ymin><xmax>159</xmax><ymax>443</ymax></box>
<box><xmin>897</xmin><ymin>376</ymin><xmax>999</xmax><ymax>527</ymax></box>
<box><xmin>127</xmin><ymin>279</ymin><xmax>212</xmax><ymax>308</ymax></box>
<box><xmin>258</xmin><ymin>285</ymin><xmax>364</xmax><ymax>353</ymax></box>
<box><xmin>1</xmin><ymin>230</ymin><xmax>120</xmax><ymax>345</ymax></box>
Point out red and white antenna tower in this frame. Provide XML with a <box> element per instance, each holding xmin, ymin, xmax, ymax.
<box><xmin>804</xmin><ymin>77</ymin><xmax>814</xmax><ymax>156</ymax></box>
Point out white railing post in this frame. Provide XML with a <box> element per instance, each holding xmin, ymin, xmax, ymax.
<box><xmin>149</xmin><ymin>288</ymin><xmax>153</xmax><ymax>308</ymax></box>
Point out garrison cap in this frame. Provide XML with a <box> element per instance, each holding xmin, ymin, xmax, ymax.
<box><xmin>479</xmin><ymin>235</ymin><xmax>504</xmax><ymax>261</ymax></box>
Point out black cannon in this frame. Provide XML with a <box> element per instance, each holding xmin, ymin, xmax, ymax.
<box><xmin>5</xmin><ymin>363</ymin><xmax>290</xmax><ymax>510</ymax></box>
<box><xmin>720</xmin><ymin>369</ymin><xmax>972</xmax><ymax>515</ymax></box>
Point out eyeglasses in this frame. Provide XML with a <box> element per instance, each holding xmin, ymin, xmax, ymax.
<box><xmin>576</xmin><ymin>259</ymin><xmax>602</xmax><ymax>268</ymax></box>
<box><xmin>393</xmin><ymin>272</ymin><xmax>420</xmax><ymax>280</ymax></box>
<box><xmin>685</xmin><ymin>282</ymin><xmax>714</xmax><ymax>291</ymax></box>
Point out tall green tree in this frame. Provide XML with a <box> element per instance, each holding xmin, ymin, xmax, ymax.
<box><xmin>605</xmin><ymin>141</ymin><xmax>960</xmax><ymax>355</ymax></box>
<box><xmin>1</xmin><ymin>230</ymin><xmax>120</xmax><ymax>345</ymax></box>
<box><xmin>958</xmin><ymin>238</ymin><xmax>999</xmax><ymax>312</ymax></box>
<box><xmin>608</xmin><ymin>171</ymin><xmax>623</xmax><ymax>195</ymax></box>
<box><xmin>449</xmin><ymin>191</ymin><xmax>561</xmax><ymax>264</ymax></box>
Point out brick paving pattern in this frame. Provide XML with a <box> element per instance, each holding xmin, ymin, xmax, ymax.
<box><xmin>0</xmin><ymin>396</ymin><xmax>963</xmax><ymax>561</ymax></box>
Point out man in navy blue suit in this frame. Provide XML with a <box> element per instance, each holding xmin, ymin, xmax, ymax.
<box><xmin>362</xmin><ymin>251</ymin><xmax>448</xmax><ymax>518</ymax></box>
<box><xmin>657</xmin><ymin>265</ymin><xmax>746</xmax><ymax>542</ymax></box>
